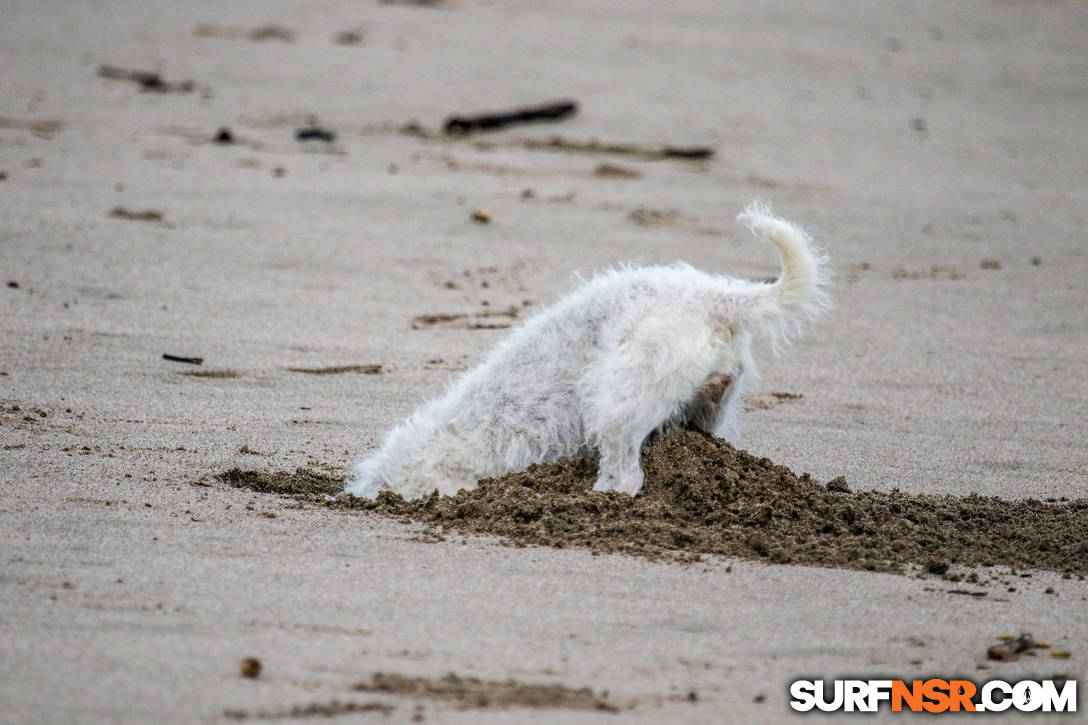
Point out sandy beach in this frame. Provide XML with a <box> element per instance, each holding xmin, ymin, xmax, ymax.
<box><xmin>2</xmin><ymin>1</ymin><xmax>1086</xmax><ymax>722</ymax></box>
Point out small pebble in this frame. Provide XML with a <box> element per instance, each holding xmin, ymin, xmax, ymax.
<box><xmin>240</xmin><ymin>657</ymin><xmax>262</xmax><ymax>678</ymax></box>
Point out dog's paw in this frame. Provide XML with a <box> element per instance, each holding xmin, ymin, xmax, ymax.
<box><xmin>343</xmin><ymin>476</ymin><xmax>382</xmax><ymax>499</ymax></box>
<box><xmin>593</xmin><ymin>471</ymin><xmax>644</xmax><ymax>496</ymax></box>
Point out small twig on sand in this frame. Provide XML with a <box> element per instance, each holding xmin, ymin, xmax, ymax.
<box><xmin>444</xmin><ymin>100</ymin><xmax>577</xmax><ymax>135</ymax></box>
<box><xmin>163</xmin><ymin>353</ymin><xmax>204</xmax><ymax>366</ymax></box>
<box><xmin>110</xmin><ymin>207</ymin><xmax>163</xmax><ymax>223</ymax></box>
<box><xmin>295</xmin><ymin>127</ymin><xmax>336</xmax><ymax>143</ymax></box>
<box><xmin>660</xmin><ymin>146</ymin><xmax>714</xmax><ymax>159</ymax></box>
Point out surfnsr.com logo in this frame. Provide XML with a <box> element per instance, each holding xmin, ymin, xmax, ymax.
<box><xmin>789</xmin><ymin>678</ymin><xmax>1077</xmax><ymax>713</ymax></box>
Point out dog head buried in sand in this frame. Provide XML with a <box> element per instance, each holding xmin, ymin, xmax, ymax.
<box><xmin>346</xmin><ymin>202</ymin><xmax>830</xmax><ymax>500</ymax></box>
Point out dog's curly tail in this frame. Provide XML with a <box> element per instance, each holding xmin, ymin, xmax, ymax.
<box><xmin>736</xmin><ymin>202</ymin><xmax>831</xmax><ymax>333</ymax></box>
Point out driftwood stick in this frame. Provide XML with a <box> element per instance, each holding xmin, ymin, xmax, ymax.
<box><xmin>661</xmin><ymin>146</ymin><xmax>714</xmax><ymax>160</ymax></box>
<box><xmin>162</xmin><ymin>353</ymin><xmax>204</xmax><ymax>366</ymax></box>
<box><xmin>444</xmin><ymin>100</ymin><xmax>577</xmax><ymax>135</ymax></box>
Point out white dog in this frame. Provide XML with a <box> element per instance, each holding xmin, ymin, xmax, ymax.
<box><xmin>346</xmin><ymin>202</ymin><xmax>830</xmax><ymax>500</ymax></box>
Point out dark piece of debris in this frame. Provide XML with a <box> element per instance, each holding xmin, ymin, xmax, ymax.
<box><xmin>295</xmin><ymin>127</ymin><xmax>336</xmax><ymax>143</ymax></box>
<box><xmin>987</xmin><ymin>633</ymin><xmax>1035</xmax><ymax>662</ymax></box>
<box><xmin>214</xmin><ymin>127</ymin><xmax>235</xmax><ymax>144</ymax></box>
<box><xmin>239</xmin><ymin>657</ymin><xmax>261</xmax><ymax>678</ymax></box>
<box><xmin>97</xmin><ymin>65</ymin><xmax>195</xmax><ymax>93</ymax></box>
<box><xmin>162</xmin><ymin>353</ymin><xmax>204</xmax><ymax>366</ymax></box>
<box><xmin>444</xmin><ymin>100</ymin><xmax>577</xmax><ymax>135</ymax></box>
<box><xmin>110</xmin><ymin>207</ymin><xmax>163</xmax><ymax>223</ymax></box>
<box><xmin>661</xmin><ymin>146</ymin><xmax>714</xmax><ymax>159</ymax></box>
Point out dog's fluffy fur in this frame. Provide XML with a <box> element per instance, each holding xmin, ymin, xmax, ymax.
<box><xmin>346</xmin><ymin>203</ymin><xmax>830</xmax><ymax>500</ymax></box>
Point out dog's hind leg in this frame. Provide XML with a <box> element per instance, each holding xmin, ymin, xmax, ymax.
<box><xmin>583</xmin><ymin>309</ymin><xmax>723</xmax><ymax>495</ymax></box>
<box><xmin>588</xmin><ymin>374</ymin><xmax>704</xmax><ymax>495</ymax></box>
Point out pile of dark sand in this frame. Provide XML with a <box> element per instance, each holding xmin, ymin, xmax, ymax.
<box><xmin>219</xmin><ymin>429</ymin><xmax>1088</xmax><ymax>576</ymax></box>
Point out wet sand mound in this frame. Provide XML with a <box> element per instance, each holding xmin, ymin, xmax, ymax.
<box><xmin>219</xmin><ymin>429</ymin><xmax>1088</xmax><ymax>575</ymax></box>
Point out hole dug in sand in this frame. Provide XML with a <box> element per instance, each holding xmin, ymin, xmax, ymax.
<box><xmin>219</xmin><ymin>429</ymin><xmax>1088</xmax><ymax>576</ymax></box>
